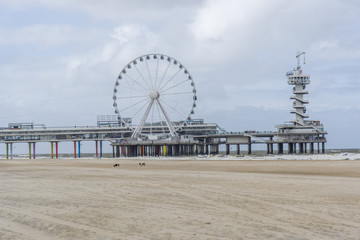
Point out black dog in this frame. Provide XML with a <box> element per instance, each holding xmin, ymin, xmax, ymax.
<box><xmin>139</xmin><ymin>163</ymin><xmax>146</xmax><ymax>167</ymax></box>
<box><xmin>113</xmin><ymin>164</ymin><xmax>120</xmax><ymax>167</ymax></box>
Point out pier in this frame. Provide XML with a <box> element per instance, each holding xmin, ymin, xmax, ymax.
<box><xmin>0</xmin><ymin>52</ymin><xmax>327</xmax><ymax>158</ymax></box>
<box><xmin>0</xmin><ymin>121</ymin><xmax>326</xmax><ymax>158</ymax></box>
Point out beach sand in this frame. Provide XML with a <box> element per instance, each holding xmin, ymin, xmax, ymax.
<box><xmin>0</xmin><ymin>158</ymin><xmax>360</xmax><ymax>240</ymax></box>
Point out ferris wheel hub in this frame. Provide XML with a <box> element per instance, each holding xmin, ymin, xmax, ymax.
<box><xmin>149</xmin><ymin>90</ymin><xmax>160</xmax><ymax>100</ymax></box>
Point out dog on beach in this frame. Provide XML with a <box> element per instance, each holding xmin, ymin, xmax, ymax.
<box><xmin>113</xmin><ymin>164</ymin><xmax>120</xmax><ymax>167</ymax></box>
<box><xmin>139</xmin><ymin>163</ymin><xmax>146</xmax><ymax>167</ymax></box>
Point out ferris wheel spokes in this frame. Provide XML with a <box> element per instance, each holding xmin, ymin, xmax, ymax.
<box><xmin>158</xmin><ymin>68</ymin><xmax>183</xmax><ymax>92</ymax></box>
<box><xmin>160</xmin><ymin>78</ymin><xmax>190</xmax><ymax>94</ymax></box>
<box><xmin>156</xmin><ymin>60</ymin><xmax>171</xmax><ymax>90</ymax></box>
<box><xmin>133</xmin><ymin>64</ymin><xmax>152</xmax><ymax>90</ymax></box>
<box><xmin>161</xmin><ymin>91</ymin><xmax>193</xmax><ymax>96</ymax></box>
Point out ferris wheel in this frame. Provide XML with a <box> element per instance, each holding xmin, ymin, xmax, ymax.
<box><xmin>113</xmin><ymin>54</ymin><xmax>197</xmax><ymax>138</ymax></box>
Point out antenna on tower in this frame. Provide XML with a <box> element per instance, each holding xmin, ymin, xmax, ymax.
<box><xmin>296</xmin><ymin>51</ymin><xmax>306</xmax><ymax>70</ymax></box>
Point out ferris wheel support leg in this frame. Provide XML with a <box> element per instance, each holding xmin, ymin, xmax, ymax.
<box><xmin>132</xmin><ymin>99</ymin><xmax>154</xmax><ymax>138</ymax></box>
<box><xmin>157</xmin><ymin>100</ymin><xmax>177</xmax><ymax>137</ymax></box>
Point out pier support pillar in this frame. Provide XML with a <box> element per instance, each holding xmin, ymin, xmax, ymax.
<box><xmin>55</xmin><ymin>142</ymin><xmax>58</xmax><ymax>158</ymax></box>
<box><xmin>6</xmin><ymin>143</ymin><xmax>9</xmax><ymax>159</ymax></box>
<box><xmin>288</xmin><ymin>143</ymin><xmax>293</xmax><ymax>154</ymax></box>
<box><xmin>10</xmin><ymin>143</ymin><xmax>13</xmax><ymax>159</ymax></box>
<box><xmin>267</xmin><ymin>144</ymin><xmax>270</xmax><ymax>154</ymax></box>
<box><xmin>278</xmin><ymin>143</ymin><xmax>283</xmax><ymax>154</ymax></box>
<box><xmin>173</xmin><ymin>145</ymin><xmax>178</xmax><ymax>156</ymax></box>
<box><xmin>73</xmin><ymin>141</ymin><xmax>77</xmax><ymax>158</ymax></box>
<box><xmin>299</xmin><ymin>143</ymin><xmax>304</xmax><ymax>154</ymax></box>
<box><xmin>237</xmin><ymin>144</ymin><xmax>240</xmax><ymax>155</ymax></box>
<box><xmin>248</xmin><ymin>138</ymin><xmax>252</xmax><ymax>155</ymax></box>
<box><xmin>116</xmin><ymin>146</ymin><xmax>120</xmax><ymax>157</ymax></box>
<box><xmin>226</xmin><ymin>144</ymin><xmax>230</xmax><ymax>155</ymax></box>
<box><xmin>195</xmin><ymin>144</ymin><xmax>199</xmax><ymax>155</ymax></box>
<box><xmin>51</xmin><ymin>142</ymin><xmax>54</xmax><ymax>158</ymax></box>
<box><xmin>95</xmin><ymin>140</ymin><xmax>98</xmax><ymax>158</ymax></box>
<box><xmin>33</xmin><ymin>143</ymin><xmax>36</xmax><ymax>159</ymax></box>
<box><xmin>28</xmin><ymin>142</ymin><xmax>32</xmax><ymax>159</ymax></box>
<box><xmin>199</xmin><ymin>144</ymin><xmax>204</xmax><ymax>155</ymax></box>
<box><xmin>100</xmin><ymin>141</ymin><xmax>103</xmax><ymax>158</ymax></box>
<box><xmin>310</xmin><ymin>142</ymin><xmax>314</xmax><ymax>154</ymax></box>
<box><xmin>78</xmin><ymin>141</ymin><xmax>81</xmax><ymax>158</ymax></box>
<box><xmin>322</xmin><ymin>142</ymin><xmax>325</xmax><ymax>154</ymax></box>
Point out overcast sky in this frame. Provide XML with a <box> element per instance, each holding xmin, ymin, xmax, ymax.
<box><xmin>1</xmin><ymin>0</ymin><xmax>359</xmax><ymax>150</ymax></box>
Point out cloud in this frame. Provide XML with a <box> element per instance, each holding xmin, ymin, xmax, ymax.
<box><xmin>0</xmin><ymin>0</ymin><xmax>202</xmax><ymax>21</ymax></box>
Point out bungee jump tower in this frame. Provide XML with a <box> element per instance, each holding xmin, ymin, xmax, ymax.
<box><xmin>275</xmin><ymin>51</ymin><xmax>327</xmax><ymax>154</ymax></box>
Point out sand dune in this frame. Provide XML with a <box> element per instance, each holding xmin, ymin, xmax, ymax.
<box><xmin>1</xmin><ymin>158</ymin><xmax>360</xmax><ymax>240</ymax></box>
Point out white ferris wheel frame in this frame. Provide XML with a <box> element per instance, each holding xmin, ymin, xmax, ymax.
<box><xmin>112</xmin><ymin>54</ymin><xmax>197</xmax><ymax>138</ymax></box>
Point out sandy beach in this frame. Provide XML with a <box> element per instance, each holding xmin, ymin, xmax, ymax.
<box><xmin>1</xmin><ymin>157</ymin><xmax>360</xmax><ymax>240</ymax></box>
